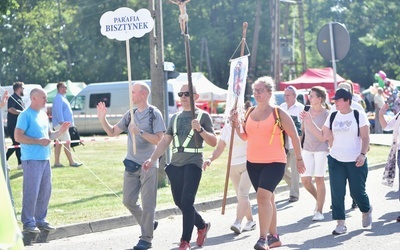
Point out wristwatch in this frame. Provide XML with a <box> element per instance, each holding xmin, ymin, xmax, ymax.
<box><xmin>199</xmin><ymin>127</ymin><xmax>204</xmax><ymax>133</ymax></box>
<box><xmin>139</xmin><ymin>130</ymin><xmax>144</xmax><ymax>136</ymax></box>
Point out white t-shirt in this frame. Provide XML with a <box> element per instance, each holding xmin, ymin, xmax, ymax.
<box><xmin>383</xmin><ymin>113</ymin><xmax>400</xmax><ymax>150</ymax></box>
<box><xmin>220</xmin><ymin>123</ymin><xmax>247</xmax><ymax>165</ymax></box>
<box><xmin>280</xmin><ymin>101</ymin><xmax>304</xmax><ymax>149</ymax></box>
<box><xmin>324</xmin><ymin>110</ymin><xmax>369</xmax><ymax>162</ymax></box>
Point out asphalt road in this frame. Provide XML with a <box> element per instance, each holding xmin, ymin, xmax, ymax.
<box><xmin>25</xmin><ymin>166</ymin><xmax>400</xmax><ymax>250</ymax></box>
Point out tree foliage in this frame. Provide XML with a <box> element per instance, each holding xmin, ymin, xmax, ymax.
<box><xmin>1</xmin><ymin>0</ymin><xmax>400</xmax><ymax>90</ymax></box>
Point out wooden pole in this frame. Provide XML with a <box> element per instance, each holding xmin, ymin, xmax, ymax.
<box><xmin>221</xmin><ymin>22</ymin><xmax>248</xmax><ymax>215</ymax></box>
<box><xmin>126</xmin><ymin>39</ymin><xmax>136</xmax><ymax>154</ymax></box>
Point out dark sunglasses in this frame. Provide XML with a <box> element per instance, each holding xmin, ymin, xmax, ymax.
<box><xmin>178</xmin><ymin>91</ymin><xmax>192</xmax><ymax>97</ymax></box>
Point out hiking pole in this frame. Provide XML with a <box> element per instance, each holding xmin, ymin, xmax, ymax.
<box><xmin>222</xmin><ymin>22</ymin><xmax>248</xmax><ymax>215</ymax></box>
<box><xmin>126</xmin><ymin>39</ymin><xmax>136</xmax><ymax>154</ymax></box>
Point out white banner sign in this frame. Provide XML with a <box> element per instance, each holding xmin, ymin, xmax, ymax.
<box><xmin>100</xmin><ymin>7</ymin><xmax>154</xmax><ymax>41</ymax></box>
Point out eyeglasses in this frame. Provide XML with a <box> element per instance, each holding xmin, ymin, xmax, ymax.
<box><xmin>252</xmin><ymin>88</ymin><xmax>266</xmax><ymax>95</ymax></box>
<box><xmin>178</xmin><ymin>91</ymin><xmax>193</xmax><ymax>97</ymax></box>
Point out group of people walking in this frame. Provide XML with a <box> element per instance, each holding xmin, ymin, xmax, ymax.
<box><xmin>7</xmin><ymin>75</ymin><xmax>399</xmax><ymax>250</ymax></box>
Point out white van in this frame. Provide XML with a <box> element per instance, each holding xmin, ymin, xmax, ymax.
<box><xmin>0</xmin><ymin>84</ymin><xmax>45</xmax><ymax>130</ymax></box>
<box><xmin>69</xmin><ymin>80</ymin><xmax>177</xmax><ymax>134</ymax></box>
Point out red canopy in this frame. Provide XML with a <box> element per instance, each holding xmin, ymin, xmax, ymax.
<box><xmin>279</xmin><ymin>67</ymin><xmax>346</xmax><ymax>92</ymax></box>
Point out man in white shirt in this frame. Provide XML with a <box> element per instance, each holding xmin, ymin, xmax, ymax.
<box><xmin>280</xmin><ymin>86</ymin><xmax>304</xmax><ymax>202</ymax></box>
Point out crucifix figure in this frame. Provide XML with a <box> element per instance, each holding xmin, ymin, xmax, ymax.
<box><xmin>169</xmin><ymin>0</ymin><xmax>191</xmax><ymax>34</ymax></box>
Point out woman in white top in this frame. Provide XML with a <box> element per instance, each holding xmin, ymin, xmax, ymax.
<box><xmin>300</xmin><ymin>86</ymin><xmax>330</xmax><ymax>221</ymax></box>
<box><xmin>203</xmin><ymin>121</ymin><xmax>256</xmax><ymax>234</ymax></box>
<box><xmin>379</xmin><ymin>103</ymin><xmax>400</xmax><ymax>222</ymax></box>
<box><xmin>302</xmin><ymin>88</ymin><xmax>372</xmax><ymax>235</ymax></box>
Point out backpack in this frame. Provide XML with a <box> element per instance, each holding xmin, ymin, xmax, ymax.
<box><xmin>126</xmin><ymin>106</ymin><xmax>157</xmax><ymax>132</ymax></box>
<box><xmin>329</xmin><ymin>110</ymin><xmax>360</xmax><ymax>136</ymax></box>
<box><xmin>69</xmin><ymin>126</ymin><xmax>83</xmax><ymax>150</ymax></box>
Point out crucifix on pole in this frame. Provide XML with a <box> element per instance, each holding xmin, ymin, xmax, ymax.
<box><xmin>170</xmin><ymin>0</ymin><xmax>199</xmax><ymax>146</ymax></box>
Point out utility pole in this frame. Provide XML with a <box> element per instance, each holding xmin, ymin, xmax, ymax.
<box><xmin>199</xmin><ymin>38</ymin><xmax>213</xmax><ymax>82</ymax></box>
<box><xmin>270</xmin><ymin>0</ymin><xmax>281</xmax><ymax>86</ymax></box>
<box><xmin>149</xmin><ymin>0</ymin><xmax>167</xmax><ymax>187</ymax></box>
<box><xmin>297</xmin><ymin>0</ymin><xmax>307</xmax><ymax>72</ymax></box>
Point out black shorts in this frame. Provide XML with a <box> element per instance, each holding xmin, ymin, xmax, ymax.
<box><xmin>246</xmin><ymin>161</ymin><xmax>285</xmax><ymax>193</ymax></box>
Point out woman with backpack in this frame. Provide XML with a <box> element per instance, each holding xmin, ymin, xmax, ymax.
<box><xmin>299</xmin><ymin>86</ymin><xmax>330</xmax><ymax>221</ymax></box>
<box><xmin>230</xmin><ymin>76</ymin><xmax>305</xmax><ymax>250</ymax></box>
<box><xmin>302</xmin><ymin>88</ymin><xmax>372</xmax><ymax>235</ymax></box>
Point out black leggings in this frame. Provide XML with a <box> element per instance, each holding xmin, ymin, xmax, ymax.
<box><xmin>246</xmin><ymin>161</ymin><xmax>285</xmax><ymax>192</ymax></box>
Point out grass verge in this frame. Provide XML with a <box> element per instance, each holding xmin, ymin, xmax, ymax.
<box><xmin>8</xmin><ymin>135</ymin><xmax>389</xmax><ymax>227</ymax></box>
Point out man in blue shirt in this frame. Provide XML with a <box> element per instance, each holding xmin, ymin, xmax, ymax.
<box><xmin>15</xmin><ymin>88</ymin><xmax>70</xmax><ymax>233</ymax></box>
<box><xmin>51</xmin><ymin>82</ymin><xmax>81</xmax><ymax>167</ymax></box>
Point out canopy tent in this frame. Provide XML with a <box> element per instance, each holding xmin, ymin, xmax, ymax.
<box><xmin>45</xmin><ymin>80</ymin><xmax>86</xmax><ymax>103</ymax></box>
<box><xmin>279</xmin><ymin>67</ymin><xmax>346</xmax><ymax>92</ymax></box>
<box><xmin>169</xmin><ymin>72</ymin><xmax>227</xmax><ymax>101</ymax></box>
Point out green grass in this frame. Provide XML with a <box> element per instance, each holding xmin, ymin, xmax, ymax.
<box><xmin>8</xmin><ymin>135</ymin><xmax>389</xmax><ymax>227</ymax></box>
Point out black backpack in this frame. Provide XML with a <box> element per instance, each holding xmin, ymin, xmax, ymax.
<box><xmin>125</xmin><ymin>106</ymin><xmax>157</xmax><ymax>132</ymax></box>
<box><xmin>329</xmin><ymin>110</ymin><xmax>360</xmax><ymax>136</ymax></box>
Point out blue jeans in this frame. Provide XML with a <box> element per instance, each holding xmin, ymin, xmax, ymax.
<box><xmin>165</xmin><ymin>164</ymin><xmax>205</xmax><ymax>242</ymax></box>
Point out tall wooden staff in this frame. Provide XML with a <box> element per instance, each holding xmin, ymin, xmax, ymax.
<box><xmin>221</xmin><ymin>22</ymin><xmax>248</xmax><ymax>215</ymax></box>
<box><xmin>170</xmin><ymin>0</ymin><xmax>198</xmax><ymax>145</ymax></box>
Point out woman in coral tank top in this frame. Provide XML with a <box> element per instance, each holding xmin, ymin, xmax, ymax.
<box><xmin>231</xmin><ymin>76</ymin><xmax>305</xmax><ymax>250</ymax></box>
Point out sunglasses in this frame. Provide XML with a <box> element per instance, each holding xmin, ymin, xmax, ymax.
<box><xmin>178</xmin><ymin>91</ymin><xmax>194</xmax><ymax>97</ymax></box>
<box><xmin>252</xmin><ymin>88</ymin><xmax>266</xmax><ymax>95</ymax></box>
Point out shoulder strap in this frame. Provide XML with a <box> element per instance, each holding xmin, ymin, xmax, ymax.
<box><xmin>269</xmin><ymin>107</ymin><xmax>285</xmax><ymax>150</ymax></box>
<box><xmin>329</xmin><ymin>111</ymin><xmax>338</xmax><ymax>131</ymax></box>
<box><xmin>244</xmin><ymin>106</ymin><xmax>255</xmax><ymax>122</ymax></box>
<box><xmin>354</xmin><ymin>109</ymin><xmax>360</xmax><ymax>136</ymax></box>
<box><xmin>272</xmin><ymin>107</ymin><xmax>283</xmax><ymax>130</ymax></box>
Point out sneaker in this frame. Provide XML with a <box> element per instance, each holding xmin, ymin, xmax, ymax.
<box><xmin>267</xmin><ymin>234</ymin><xmax>282</xmax><ymax>248</ymax></box>
<box><xmin>17</xmin><ymin>164</ymin><xmax>22</xmax><ymax>170</ymax></box>
<box><xmin>196</xmin><ymin>222</ymin><xmax>211</xmax><ymax>247</ymax></box>
<box><xmin>288</xmin><ymin>196</ymin><xmax>299</xmax><ymax>202</ymax></box>
<box><xmin>230</xmin><ymin>221</ymin><xmax>242</xmax><ymax>234</ymax></box>
<box><xmin>362</xmin><ymin>206</ymin><xmax>373</xmax><ymax>228</ymax></box>
<box><xmin>312</xmin><ymin>212</ymin><xmax>324</xmax><ymax>221</ymax></box>
<box><xmin>133</xmin><ymin>239</ymin><xmax>152</xmax><ymax>250</ymax></box>
<box><xmin>24</xmin><ymin>227</ymin><xmax>40</xmax><ymax>234</ymax></box>
<box><xmin>179</xmin><ymin>240</ymin><xmax>191</xmax><ymax>250</ymax></box>
<box><xmin>254</xmin><ymin>237</ymin><xmax>268</xmax><ymax>250</ymax></box>
<box><xmin>243</xmin><ymin>220</ymin><xmax>256</xmax><ymax>231</ymax></box>
<box><xmin>351</xmin><ymin>200</ymin><xmax>358</xmax><ymax>209</ymax></box>
<box><xmin>37</xmin><ymin>223</ymin><xmax>56</xmax><ymax>232</ymax></box>
<box><xmin>332</xmin><ymin>224</ymin><xmax>347</xmax><ymax>235</ymax></box>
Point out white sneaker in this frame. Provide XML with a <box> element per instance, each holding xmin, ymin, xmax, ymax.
<box><xmin>312</xmin><ymin>212</ymin><xmax>324</xmax><ymax>221</ymax></box>
<box><xmin>242</xmin><ymin>220</ymin><xmax>256</xmax><ymax>231</ymax></box>
<box><xmin>230</xmin><ymin>221</ymin><xmax>242</xmax><ymax>234</ymax></box>
<box><xmin>362</xmin><ymin>206</ymin><xmax>373</xmax><ymax>228</ymax></box>
<box><xmin>332</xmin><ymin>224</ymin><xmax>347</xmax><ymax>235</ymax></box>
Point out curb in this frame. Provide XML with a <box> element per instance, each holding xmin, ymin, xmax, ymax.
<box><xmin>46</xmin><ymin>162</ymin><xmax>386</xmax><ymax>241</ymax></box>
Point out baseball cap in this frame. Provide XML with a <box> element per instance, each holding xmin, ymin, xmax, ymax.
<box><xmin>333</xmin><ymin>88</ymin><xmax>352</xmax><ymax>100</ymax></box>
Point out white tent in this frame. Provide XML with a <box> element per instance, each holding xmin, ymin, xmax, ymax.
<box><xmin>169</xmin><ymin>72</ymin><xmax>227</xmax><ymax>101</ymax></box>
